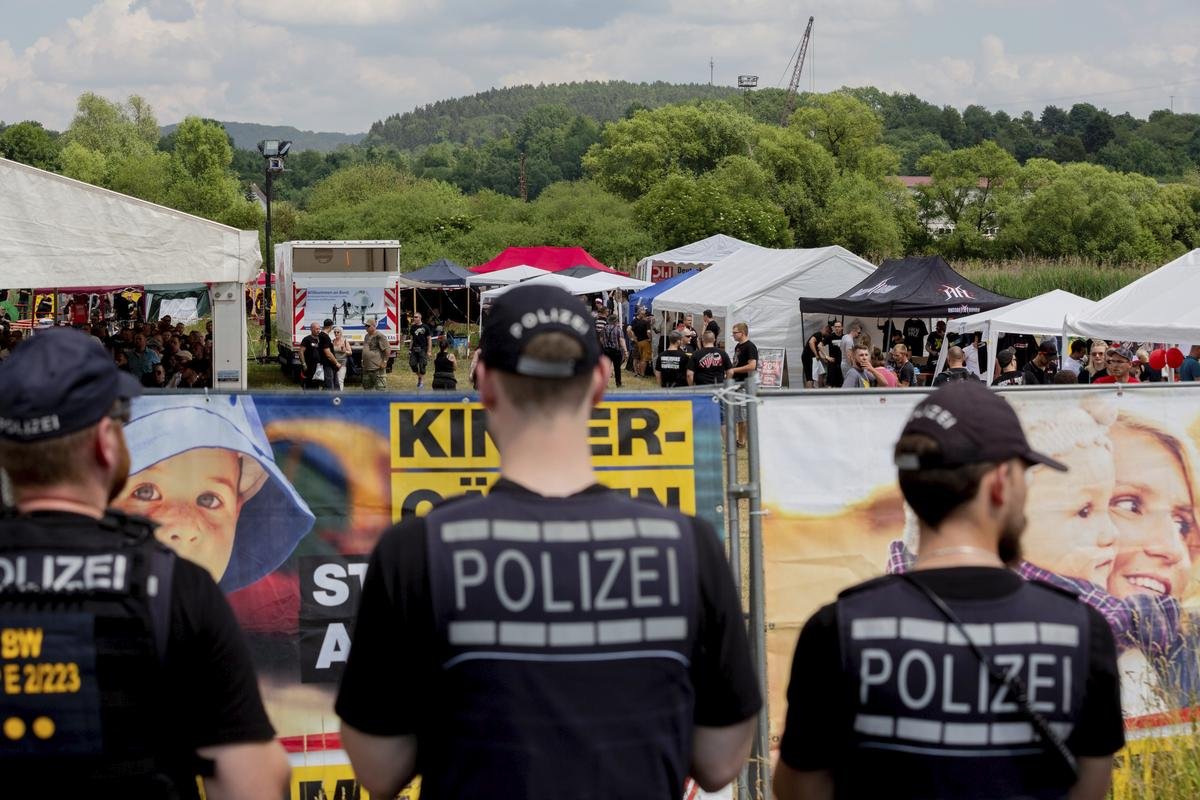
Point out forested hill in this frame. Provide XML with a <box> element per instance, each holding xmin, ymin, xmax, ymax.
<box><xmin>365</xmin><ymin>81</ymin><xmax>741</xmax><ymax>149</ymax></box>
<box><xmin>161</xmin><ymin>121</ymin><xmax>366</xmax><ymax>152</ymax></box>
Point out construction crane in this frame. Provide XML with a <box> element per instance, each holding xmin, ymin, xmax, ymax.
<box><xmin>780</xmin><ymin>16</ymin><xmax>814</xmax><ymax>126</ymax></box>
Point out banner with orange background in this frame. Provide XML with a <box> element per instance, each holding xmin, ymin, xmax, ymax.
<box><xmin>759</xmin><ymin>385</ymin><xmax>1200</xmax><ymax>765</ymax></box>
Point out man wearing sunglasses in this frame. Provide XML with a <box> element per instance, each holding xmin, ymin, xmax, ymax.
<box><xmin>0</xmin><ymin>328</ymin><xmax>288</xmax><ymax>798</ymax></box>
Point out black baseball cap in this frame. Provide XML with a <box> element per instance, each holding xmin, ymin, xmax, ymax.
<box><xmin>0</xmin><ymin>328</ymin><xmax>142</xmax><ymax>442</ymax></box>
<box><xmin>1038</xmin><ymin>339</ymin><xmax>1058</xmax><ymax>355</ymax></box>
<box><xmin>996</xmin><ymin>347</ymin><xmax>1016</xmax><ymax>368</ymax></box>
<box><xmin>895</xmin><ymin>381</ymin><xmax>1066</xmax><ymax>472</ymax></box>
<box><xmin>480</xmin><ymin>285</ymin><xmax>601</xmax><ymax>378</ymax></box>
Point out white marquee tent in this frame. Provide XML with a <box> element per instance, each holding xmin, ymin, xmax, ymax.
<box><xmin>575</xmin><ymin>272</ymin><xmax>652</xmax><ymax>293</ymax></box>
<box><xmin>0</xmin><ymin>157</ymin><xmax>262</xmax><ymax>388</ymax></box>
<box><xmin>1065</xmin><ymin>248</ymin><xmax>1200</xmax><ymax>345</ymax></box>
<box><xmin>464</xmin><ymin>265</ymin><xmax>550</xmax><ymax>286</ymax></box>
<box><xmin>479</xmin><ymin>273</ymin><xmax>596</xmax><ymax>302</ymax></box>
<box><xmin>654</xmin><ymin>246</ymin><xmax>876</xmax><ymax>386</ymax></box>
<box><xmin>636</xmin><ymin>234</ymin><xmax>767</xmax><ymax>282</ymax></box>
<box><xmin>935</xmin><ymin>289</ymin><xmax>1096</xmax><ymax>384</ymax></box>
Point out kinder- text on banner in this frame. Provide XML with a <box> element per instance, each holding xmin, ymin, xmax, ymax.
<box><xmin>118</xmin><ymin>391</ymin><xmax>723</xmax><ymax>792</ymax></box>
<box><xmin>759</xmin><ymin>384</ymin><xmax>1200</xmax><ymax>751</ymax></box>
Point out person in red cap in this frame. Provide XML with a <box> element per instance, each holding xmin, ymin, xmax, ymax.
<box><xmin>336</xmin><ymin>284</ymin><xmax>760</xmax><ymax>799</ymax></box>
<box><xmin>1092</xmin><ymin>346</ymin><xmax>1139</xmax><ymax>384</ymax></box>
<box><xmin>774</xmin><ymin>381</ymin><xmax>1123</xmax><ymax>800</ymax></box>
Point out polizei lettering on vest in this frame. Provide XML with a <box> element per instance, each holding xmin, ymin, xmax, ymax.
<box><xmin>0</xmin><ymin>553</ymin><xmax>129</xmax><ymax>592</ymax></box>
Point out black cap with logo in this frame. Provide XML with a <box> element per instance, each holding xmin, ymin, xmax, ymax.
<box><xmin>895</xmin><ymin>381</ymin><xmax>1066</xmax><ymax>472</ymax></box>
<box><xmin>480</xmin><ymin>285</ymin><xmax>601</xmax><ymax>378</ymax></box>
<box><xmin>0</xmin><ymin>328</ymin><xmax>142</xmax><ymax>442</ymax></box>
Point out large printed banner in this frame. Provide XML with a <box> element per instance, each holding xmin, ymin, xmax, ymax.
<box><xmin>118</xmin><ymin>391</ymin><xmax>723</xmax><ymax>793</ymax></box>
<box><xmin>760</xmin><ymin>385</ymin><xmax>1200</xmax><ymax>752</ymax></box>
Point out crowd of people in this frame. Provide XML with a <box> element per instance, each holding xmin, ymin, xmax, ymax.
<box><xmin>0</xmin><ymin>314</ymin><xmax>215</xmax><ymax>389</ymax></box>
<box><xmin>797</xmin><ymin>315</ymin><xmax>1200</xmax><ymax>389</ymax></box>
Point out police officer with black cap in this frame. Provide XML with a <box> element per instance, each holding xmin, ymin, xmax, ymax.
<box><xmin>0</xmin><ymin>328</ymin><xmax>288</xmax><ymax>798</ymax></box>
<box><xmin>774</xmin><ymin>380</ymin><xmax>1123</xmax><ymax>800</ymax></box>
<box><xmin>336</xmin><ymin>285</ymin><xmax>761</xmax><ymax>798</ymax></box>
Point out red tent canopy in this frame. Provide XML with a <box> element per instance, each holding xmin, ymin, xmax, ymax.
<box><xmin>472</xmin><ymin>246</ymin><xmax>620</xmax><ymax>274</ymax></box>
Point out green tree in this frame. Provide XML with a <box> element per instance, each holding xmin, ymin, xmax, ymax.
<box><xmin>583</xmin><ymin>101</ymin><xmax>755</xmax><ymax>199</ymax></box>
<box><xmin>790</xmin><ymin>92</ymin><xmax>889</xmax><ymax>175</ymax></box>
<box><xmin>917</xmin><ymin>141</ymin><xmax>1020</xmax><ymax>239</ymax></box>
<box><xmin>0</xmin><ymin>121</ymin><xmax>60</xmax><ymax>170</ymax></box>
<box><xmin>815</xmin><ymin>173</ymin><xmax>904</xmax><ymax>257</ymax></box>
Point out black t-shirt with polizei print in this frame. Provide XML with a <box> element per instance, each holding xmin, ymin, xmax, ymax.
<box><xmin>655</xmin><ymin>350</ymin><xmax>689</xmax><ymax>387</ymax></box>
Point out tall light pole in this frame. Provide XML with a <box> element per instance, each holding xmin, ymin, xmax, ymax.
<box><xmin>257</xmin><ymin>139</ymin><xmax>292</xmax><ymax>355</ymax></box>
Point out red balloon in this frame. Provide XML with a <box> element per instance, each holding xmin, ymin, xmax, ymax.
<box><xmin>1167</xmin><ymin>347</ymin><xmax>1185</xmax><ymax>369</ymax></box>
<box><xmin>1148</xmin><ymin>349</ymin><xmax>1167</xmax><ymax>371</ymax></box>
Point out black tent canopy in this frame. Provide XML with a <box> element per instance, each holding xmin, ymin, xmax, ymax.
<box><xmin>798</xmin><ymin>255</ymin><xmax>1016</xmax><ymax>317</ymax></box>
<box><xmin>401</xmin><ymin>258</ymin><xmax>473</xmax><ymax>287</ymax></box>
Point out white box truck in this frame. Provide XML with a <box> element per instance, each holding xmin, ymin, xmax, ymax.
<box><xmin>274</xmin><ymin>240</ymin><xmax>402</xmax><ymax>379</ymax></box>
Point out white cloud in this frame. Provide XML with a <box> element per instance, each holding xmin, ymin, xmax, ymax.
<box><xmin>0</xmin><ymin>0</ymin><xmax>1197</xmax><ymax>132</ymax></box>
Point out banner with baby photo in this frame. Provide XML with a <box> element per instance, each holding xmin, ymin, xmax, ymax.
<box><xmin>118</xmin><ymin>390</ymin><xmax>724</xmax><ymax>796</ymax></box>
<box><xmin>759</xmin><ymin>384</ymin><xmax>1200</xmax><ymax>761</ymax></box>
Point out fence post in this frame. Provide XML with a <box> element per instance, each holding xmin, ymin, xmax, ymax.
<box><xmin>745</xmin><ymin>373</ymin><xmax>771</xmax><ymax>797</ymax></box>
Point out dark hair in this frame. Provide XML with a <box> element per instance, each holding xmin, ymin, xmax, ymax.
<box><xmin>493</xmin><ymin>332</ymin><xmax>593</xmax><ymax>412</ymax></box>
<box><xmin>1069</xmin><ymin>339</ymin><xmax>1087</xmax><ymax>355</ymax></box>
<box><xmin>703</xmin><ymin>309</ymin><xmax>713</xmax><ymax>317</ymax></box>
<box><xmin>1052</xmin><ymin>369</ymin><xmax>1079</xmax><ymax>384</ymax></box>
<box><xmin>895</xmin><ymin>434</ymin><xmax>995</xmax><ymax>527</ymax></box>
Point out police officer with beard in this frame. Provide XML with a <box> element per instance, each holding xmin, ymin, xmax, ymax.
<box><xmin>774</xmin><ymin>381</ymin><xmax>1123</xmax><ymax>800</ymax></box>
<box><xmin>0</xmin><ymin>328</ymin><xmax>288</xmax><ymax>799</ymax></box>
<box><xmin>336</xmin><ymin>285</ymin><xmax>761</xmax><ymax>798</ymax></box>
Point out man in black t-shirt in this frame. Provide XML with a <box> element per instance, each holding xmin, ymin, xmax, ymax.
<box><xmin>0</xmin><ymin>329</ymin><xmax>287</xmax><ymax>798</ymax></box>
<box><xmin>730</xmin><ymin>322</ymin><xmax>758</xmax><ymax>447</ymax></box>
<box><xmin>803</xmin><ymin>321</ymin><xmax>831</xmax><ymax>388</ymax></box>
<box><xmin>931</xmin><ymin>345</ymin><xmax>981</xmax><ymax>387</ymax></box>
<box><xmin>891</xmin><ymin>343</ymin><xmax>916</xmax><ymax>387</ymax></box>
<box><xmin>993</xmin><ymin>347</ymin><xmax>1025</xmax><ymax>385</ymax></box>
<box><xmin>702</xmin><ymin>309</ymin><xmax>720</xmax><ymax>343</ymax></box>
<box><xmin>1021</xmin><ymin>339</ymin><xmax>1057</xmax><ymax>385</ymax></box>
<box><xmin>774</xmin><ymin>381</ymin><xmax>1123</xmax><ymax>800</ymax></box>
<box><xmin>628</xmin><ymin>308</ymin><xmax>652</xmax><ymax>378</ymax></box>
<box><xmin>902</xmin><ymin>317</ymin><xmax>928</xmax><ymax>358</ymax></box>
<box><xmin>688</xmin><ymin>330</ymin><xmax>733</xmax><ymax>386</ymax></box>
<box><xmin>409</xmin><ymin>312</ymin><xmax>430</xmax><ymax>389</ymax></box>
<box><xmin>654</xmin><ymin>330</ymin><xmax>689</xmax><ymax>387</ymax></box>
<box><xmin>925</xmin><ymin>320</ymin><xmax>946</xmax><ymax>361</ymax></box>
<box><xmin>336</xmin><ymin>285</ymin><xmax>760</xmax><ymax>799</ymax></box>
<box><xmin>300</xmin><ymin>321</ymin><xmax>335</xmax><ymax>390</ymax></box>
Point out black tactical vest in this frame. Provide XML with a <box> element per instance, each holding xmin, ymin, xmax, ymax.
<box><xmin>835</xmin><ymin>575</ymin><xmax>1090</xmax><ymax>800</ymax></box>
<box><xmin>422</xmin><ymin>485</ymin><xmax>700</xmax><ymax>799</ymax></box>
<box><xmin>0</xmin><ymin>511</ymin><xmax>184</xmax><ymax>798</ymax></box>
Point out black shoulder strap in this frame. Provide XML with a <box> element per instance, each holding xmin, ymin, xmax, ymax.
<box><xmin>897</xmin><ymin>573</ymin><xmax>1078</xmax><ymax>780</ymax></box>
<box><xmin>147</xmin><ymin>547</ymin><xmax>176</xmax><ymax>663</ymax></box>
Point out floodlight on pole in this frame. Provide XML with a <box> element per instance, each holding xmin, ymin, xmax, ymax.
<box><xmin>257</xmin><ymin>139</ymin><xmax>292</xmax><ymax>356</ymax></box>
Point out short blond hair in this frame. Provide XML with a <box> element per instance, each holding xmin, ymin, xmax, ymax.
<box><xmin>733</xmin><ymin>322</ymin><xmax>748</xmax><ymax>335</ymax></box>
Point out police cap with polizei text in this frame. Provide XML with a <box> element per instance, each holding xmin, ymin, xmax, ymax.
<box><xmin>895</xmin><ymin>380</ymin><xmax>1066</xmax><ymax>472</ymax></box>
<box><xmin>0</xmin><ymin>328</ymin><xmax>142</xmax><ymax>442</ymax></box>
<box><xmin>480</xmin><ymin>284</ymin><xmax>601</xmax><ymax>378</ymax></box>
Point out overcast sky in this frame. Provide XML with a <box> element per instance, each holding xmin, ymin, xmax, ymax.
<box><xmin>1</xmin><ymin>0</ymin><xmax>1197</xmax><ymax>134</ymax></box>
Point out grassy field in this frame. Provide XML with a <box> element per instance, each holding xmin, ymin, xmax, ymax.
<box><xmin>957</xmin><ymin>257</ymin><xmax>1157</xmax><ymax>300</ymax></box>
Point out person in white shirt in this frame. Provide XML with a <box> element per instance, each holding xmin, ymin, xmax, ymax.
<box><xmin>1062</xmin><ymin>339</ymin><xmax>1087</xmax><ymax>374</ymax></box>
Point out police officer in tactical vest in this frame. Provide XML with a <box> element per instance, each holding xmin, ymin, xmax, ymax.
<box><xmin>0</xmin><ymin>328</ymin><xmax>289</xmax><ymax>799</ymax></box>
<box><xmin>774</xmin><ymin>380</ymin><xmax>1123</xmax><ymax>800</ymax></box>
<box><xmin>336</xmin><ymin>285</ymin><xmax>761</xmax><ymax>798</ymax></box>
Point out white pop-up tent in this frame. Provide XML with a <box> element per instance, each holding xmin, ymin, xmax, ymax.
<box><xmin>465</xmin><ymin>265</ymin><xmax>552</xmax><ymax>286</ymax></box>
<box><xmin>479</xmin><ymin>273</ymin><xmax>597</xmax><ymax>302</ymax></box>
<box><xmin>636</xmin><ymin>234</ymin><xmax>767</xmax><ymax>282</ymax></box>
<box><xmin>654</xmin><ymin>246</ymin><xmax>876</xmax><ymax>386</ymax></box>
<box><xmin>1065</xmin><ymin>248</ymin><xmax>1200</xmax><ymax>345</ymax></box>
<box><xmin>0</xmin><ymin>157</ymin><xmax>262</xmax><ymax>388</ymax></box>
<box><xmin>575</xmin><ymin>272</ymin><xmax>653</xmax><ymax>293</ymax></box>
<box><xmin>934</xmin><ymin>289</ymin><xmax>1096</xmax><ymax>384</ymax></box>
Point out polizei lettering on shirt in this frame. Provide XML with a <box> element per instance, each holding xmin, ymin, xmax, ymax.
<box><xmin>0</xmin><ymin>553</ymin><xmax>129</xmax><ymax>593</ymax></box>
<box><xmin>431</xmin><ymin>516</ymin><xmax>694</xmax><ymax>656</ymax></box>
